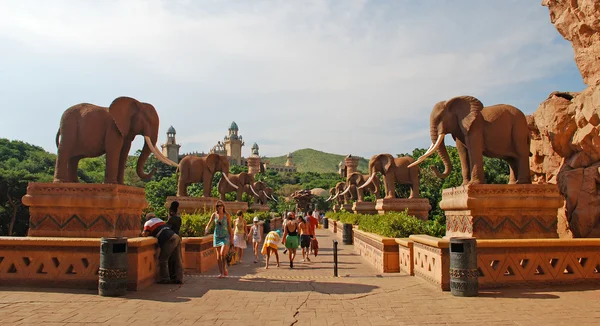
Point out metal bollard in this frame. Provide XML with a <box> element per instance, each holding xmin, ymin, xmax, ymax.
<box><xmin>333</xmin><ymin>240</ymin><xmax>338</xmax><ymax>277</ymax></box>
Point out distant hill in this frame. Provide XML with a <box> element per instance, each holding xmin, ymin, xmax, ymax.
<box><xmin>263</xmin><ymin>148</ymin><xmax>369</xmax><ymax>173</ymax></box>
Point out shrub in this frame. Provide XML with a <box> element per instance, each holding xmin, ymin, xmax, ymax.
<box><xmin>359</xmin><ymin>210</ymin><xmax>428</xmax><ymax>238</ymax></box>
<box><xmin>180</xmin><ymin>213</ymin><xmax>213</xmax><ymax>237</ymax></box>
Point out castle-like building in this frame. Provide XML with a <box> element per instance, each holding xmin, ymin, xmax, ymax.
<box><xmin>161</xmin><ymin>122</ymin><xmax>297</xmax><ymax>174</ymax></box>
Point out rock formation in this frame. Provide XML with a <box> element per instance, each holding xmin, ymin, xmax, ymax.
<box><xmin>528</xmin><ymin>1</ymin><xmax>600</xmax><ymax>237</ymax></box>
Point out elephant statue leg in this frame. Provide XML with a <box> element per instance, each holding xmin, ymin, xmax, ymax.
<box><xmin>357</xmin><ymin>187</ymin><xmax>364</xmax><ymax>202</ymax></box>
<box><xmin>383</xmin><ymin>174</ymin><xmax>395</xmax><ymax>199</ymax></box>
<box><xmin>507</xmin><ymin>158</ymin><xmax>518</xmax><ymax>184</ymax></box>
<box><xmin>177</xmin><ymin>180</ymin><xmax>188</xmax><ymax>197</ymax></box>
<box><xmin>455</xmin><ymin>140</ymin><xmax>471</xmax><ymax>185</ymax></box>
<box><xmin>117</xmin><ymin>142</ymin><xmax>132</xmax><ymax>184</ymax></box>
<box><xmin>103</xmin><ymin>134</ymin><xmax>124</xmax><ymax>184</ymax></box>
<box><xmin>203</xmin><ymin>172</ymin><xmax>213</xmax><ymax>197</ymax></box>
<box><xmin>220</xmin><ymin>191</ymin><xmax>226</xmax><ymax>201</ymax></box>
<box><xmin>409</xmin><ymin>168</ymin><xmax>420</xmax><ymax>199</ymax></box>
<box><xmin>517</xmin><ymin>155</ymin><xmax>531</xmax><ymax>184</ymax></box>
<box><xmin>466</xmin><ymin>135</ymin><xmax>485</xmax><ymax>184</ymax></box>
<box><xmin>68</xmin><ymin>157</ymin><xmax>81</xmax><ymax>182</ymax></box>
<box><xmin>236</xmin><ymin>187</ymin><xmax>244</xmax><ymax>201</ymax></box>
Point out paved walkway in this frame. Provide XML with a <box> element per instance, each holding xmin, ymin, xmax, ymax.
<box><xmin>2</xmin><ymin>229</ymin><xmax>600</xmax><ymax>325</ymax></box>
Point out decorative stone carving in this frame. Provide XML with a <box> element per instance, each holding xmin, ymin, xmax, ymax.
<box><xmin>352</xmin><ymin>201</ymin><xmax>377</xmax><ymax>215</ymax></box>
<box><xmin>375</xmin><ymin>198</ymin><xmax>431</xmax><ymax>220</ymax></box>
<box><xmin>440</xmin><ymin>184</ymin><xmax>563</xmax><ymax>239</ymax></box>
<box><xmin>249</xmin><ymin>204</ymin><xmax>269</xmax><ymax>212</ymax></box>
<box><xmin>222</xmin><ymin>201</ymin><xmax>248</xmax><ymax>213</ymax></box>
<box><xmin>22</xmin><ymin>183</ymin><xmax>147</xmax><ymax>238</ymax></box>
<box><xmin>165</xmin><ymin>196</ymin><xmax>218</xmax><ymax>214</ymax></box>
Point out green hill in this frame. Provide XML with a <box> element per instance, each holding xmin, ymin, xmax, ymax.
<box><xmin>263</xmin><ymin>148</ymin><xmax>369</xmax><ymax>173</ymax></box>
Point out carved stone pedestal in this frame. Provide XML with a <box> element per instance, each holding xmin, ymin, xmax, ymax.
<box><xmin>249</xmin><ymin>204</ymin><xmax>270</xmax><ymax>212</ymax></box>
<box><xmin>223</xmin><ymin>201</ymin><xmax>248</xmax><ymax>213</ymax></box>
<box><xmin>375</xmin><ymin>198</ymin><xmax>431</xmax><ymax>221</ymax></box>
<box><xmin>22</xmin><ymin>183</ymin><xmax>147</xmax><ymax>238</ymax></box>
<box><xmin>340</xmin><ymin>204</ymin><xmax>353</xmax><ymax>212</ymax></box>
<box><xmin>166</xmin><ymin>196</ymin><xmax>217</xmax><ymax>214</ymax></box>
<box><xmin>440</xmin><ymin>184</ymin><xmax>563</xmax><ymax>239</ymax></box>
<box><xmin>352</xmin><ymin>201</ymin><xmax>377</xmax><ymax>215</ymax></box>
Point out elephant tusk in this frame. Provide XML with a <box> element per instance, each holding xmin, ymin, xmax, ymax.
<box><xmin>332</xmin><ymin>191</ymin><xmax>340</xmax><ymax>200</ymax></box>
<box><xmin>339</xmin><ymin>186</ymin><xmax>351</xmax><ymax>196</ymax></box>
<box><xmin>408</xmin><ymin>134</ymin><xmax>445</xmax><ymax>168</ymax></box>
<box><xmin>144</xmin><ymin>136</ymin><xmax>178</xmax><ymax>167</ymax></box>
<box><xmin>358</xmin><ymin>172</ymin><xmax>376</xmax><ymax>190</ymax></box>
<box><xmin>325</xmin><ymin>195</ymin><xmax>332</xmax><ymax>202</ymax></box>
<box><xmin>222</xmin><ymin>173</ymin><xmax>238</xmax><ymax>189</ymax></box>
<box><xmin>271</xmin><ymin>195</ymin><xmax>278</xmax><ymax>203</ymax></box>
<box><xmin>249</xmin><ymin>185</ymin><xmax>260</xmax><ymax>197</ymax></box>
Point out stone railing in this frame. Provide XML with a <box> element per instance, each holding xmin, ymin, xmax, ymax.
<box><xmin>181</xmin><ymin>235</ymin><xmax>217</xmax><ymax>273</ymax></box>
<box><xmin>353</xmin><ymin>229</ymin><xmax>399</xmax><ymax>273</ymax></box>
<box><xmin>0</xmin><ymin>236</ymin><xmax>158</xmax><ymax>290</ymax></box>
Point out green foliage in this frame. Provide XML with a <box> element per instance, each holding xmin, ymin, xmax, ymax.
<box><xmin>144</xmin><ymin>174</ymin><xmax>177</xmax><ymax>217</ymax></box>
<box><xmin>264</xmin><ymin>148</ymin><xmax>369</xmax><ymax>173</ymax></box>
<box><xmin>179</xmin><ymin>213</ymin><xmax>213</xmax><ymax>237</ymax></box>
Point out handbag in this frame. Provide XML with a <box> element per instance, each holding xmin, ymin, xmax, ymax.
<box><xmin>311</xmin><ymin>238</ymin><xmax>319</xmax><ymax>257</ymax></box>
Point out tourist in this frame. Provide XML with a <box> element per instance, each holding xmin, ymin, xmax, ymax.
<box><xmin>282</xmin><ymin>213</ymin><xmax>299</xmax><ymax>268</ymax></box>
<box><xmin>141</xmin><ymin>212</ymin><xmax>183</xmax><ymax>284</ymax></box>
<box><xmin>248</xmin><ymin>216</ymin><xmax>263</xmax><ymax>263</ymax></box>
<box><xmin>282</xmin><ymin>212</ymin><xmax>294</xmax><ymax>255</ymax></box>
<box><xmin>261</xmin><ymin>229</ymin><xmax>282</xmax><ymax>269</ymax></box>
<box><xmin>166</xmin><ymin>201</ymin><xmax>182</xmax><ymax>282</ymax></box>
<box><xmin>233</xmin><ymin>210</ymin><xmax>248</xmax><ymax>263</ymax></box>
<box><xmin>307</xmin><ymin>210</ymin><xmax>319</xmax><ymax>255</ymax></box>
<box><xmin>298</xmin><ymin>215</ymin><xmax>311</xmax><ymax>262</ymax></box>
<box><xmin>204</xmin><ymin>200</ymin><xmax>233</xmax><ymax>278</ymax></box>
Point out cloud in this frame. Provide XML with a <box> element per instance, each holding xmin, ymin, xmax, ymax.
<box><xmin>0</xmin><ymin>0</ymin><xmax>584</xmax><ymax>160</ymax></box>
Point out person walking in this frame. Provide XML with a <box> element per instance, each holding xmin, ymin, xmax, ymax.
<box><xmin>204</xmin><ymin>200</ymin><xmax>233</xmax><ymax>278</ymax></box>
<box><xmin>249</xmin><ymin>216</ymin><xmax>263</xmax><ymax>263</ymax></box>
<box><xmin>166</xmin><ymin>201</ymin><xmax>182</xmax><ymax>282</ymax></box>
<box><xmin>141</xmin><ymin>212</ymin><xmax>183</xmax><ymax>284</ymax></box>
<box><xmin>307</xmin><ymin>210</ymin><xmax>319</xmax><ymax>255</ymax></box>
<box><xmin>233</xmin><ymin>210</ymin><xmax>248</xmax><ymax>263</ymax></box>
<box><xmin>261</xmin><ymin>229</ymin><xmax>282</xmax><ymax>269</ymax></box>
<box><xmin>282</xmin><ymin>214</ymin><xmax>299</xmax><ymax>268</ymax></box>
<box><xmin>298</xmin><ymin>215</ymin><xmax>311</xmax><ymax>262</ymax></box>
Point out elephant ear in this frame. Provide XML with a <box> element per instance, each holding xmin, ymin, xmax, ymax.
<box><xmin>109</xmin><ymin>97</ymin><xmax>140</xmax><ymax>137</ymax></box>
<box><xmin>445</xmin><ymin>96</ymin><xmax>484</xmax><ymax>132</ymax></box>
<box><xmin>206</xmin><ymin>154</ymin><xmax>219</xmax><ymax>174</ymax></box>
<box><xmin>380</xmin><ymin>154</ymin><xmax>394</xmax><ymax>174</ymax></box>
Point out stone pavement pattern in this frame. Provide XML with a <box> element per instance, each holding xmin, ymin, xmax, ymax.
<box><xmin>2</xmin><ymin>229</ymin><xmax>600</xmax><ymax>325</ymax></box>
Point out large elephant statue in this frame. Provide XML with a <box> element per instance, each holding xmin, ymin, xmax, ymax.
<box><xmin>177</xmin><ymin>153</ymin><xmax>237</xmax><ymax>197</ymax></box>
<box><xmin>329</xmin><ymin>181</ymin><xmax>354</xmax><ymax>204</ymax></box>
<box><xmin>408</xmin><ymin>95</ymin><xmax>531</xmax><ymax>185</ymax></box>
<box><xmin>361</xmin><ymin>154</ymin><xmax>420</xmax><ymax>199</ymax></box>
<box><xmin>53</xmin><ymin>96</ymin><xmax>178</xmax><ymax>184</ymax></box>
<box><xmin>250</xmin><ymin>181</ymin><xmax>268</xmax><ymax>205</ymax></box>
<box><xmin>218</xmin><ymin>171</ymin><xmax>258</xmax><ymax>201</ymax></box>
<box><xmin>339</xmin><ymin>172</ymin><xmax>381</xmax><ymax>202</ymax></box>
<box><xmin>263</xmin><ymin>187</ymin><xmax>278</xmax><ymax>202</ymax></box>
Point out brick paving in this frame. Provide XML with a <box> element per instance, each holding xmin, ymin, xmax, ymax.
<box><xmin>2</xmin><ymin>229</ymin><xmax>600</xmax><ymax>325</ymax></box>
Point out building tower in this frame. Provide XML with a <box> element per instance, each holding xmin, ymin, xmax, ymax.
<box><xmin>344</xmin><ymin>154</ymin><xmax>360</xmax><ymax>175</ymax></box>
<box><xmin>285</xmin><ymin>152</ymin><xmax>294</xmax><ymax>167</ymax></box>
<box><xmin>161</xmin><ymin>126</ymin><xmax>181</xmax><ymax>163</ymax></box>
<box><xmin>223</xmin><ymin>121</ymin><xmax>244</xmax><ymax>165</ymax></box>
<box><xmin>248</xmin><ymin>142</ymin><xmax>261</xmax><ymax>175</ymax></box>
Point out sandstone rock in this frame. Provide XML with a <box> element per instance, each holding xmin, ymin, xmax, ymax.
<box><xmin>543</xmin><ymin>0</ymin><xmax>600</xmax><ymax>86</ymax></box>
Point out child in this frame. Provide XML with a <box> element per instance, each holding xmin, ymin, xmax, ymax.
<box><xmin>261</xmin><ymin>229</ymin><xmax>282</xmax><ymax>269</ymax></box>
<box><xmin>248</xmin><ymin>216</ymin><xmax>263</xmax><ymax>263</ymax></box>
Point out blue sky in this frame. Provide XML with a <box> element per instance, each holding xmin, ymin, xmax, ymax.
<box><xmin>0</xmin><ymin>0</ymin><xmax>586</xmax><ymax>159</ymax></box>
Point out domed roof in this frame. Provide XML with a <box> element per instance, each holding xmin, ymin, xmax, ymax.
<box><xmin>252</xmin><ymin>142</ymin><xmax>259</xmax><ymax>149</ymax></box>
<box><xmin>287</xmin><ymin>152</ymin><xmax>293</xmax><ymax>158</ymax></box>
<box><xmin>311</xmin><ymin>188</ymin><xmax>328</xmax><ymax>197</ymax></box>
<box><xmin>167</xmin><ymin>126</ymin><xmax>176</xmax><ymax>134</ymax></box>
<box><xmin>229</xmin><ymin>121</ymin><xmax>239</xmax><ymax>130</ymax></box>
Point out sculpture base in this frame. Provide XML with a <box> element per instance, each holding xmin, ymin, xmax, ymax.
<box><xmin>440</xmin><ymin>184</ymin><xmax>563</xmax><ymax>239</ymax></box>
<box><xmin>22</xmin><ymin>183</ymin><xmax>147</xmax><ymax>238</ymax></box>
<box><xmin>166</xmin><ymin>196</ymin><xmax>218</xmax><ymax>214</ymax></box>
<box><xmin>249</xmin><ymin>204</ymin><xmax>269</xmax><ymax>212</ymax></box>
<box><xmin>223</xmin><ymin>201</ymin><xmax>248</xmax><ymax>213</ymax></box>
<box><xmin>375</xmin><ymin>198</ymin><xmax>431</xmax><ymax>220</ymax></box>
<box><xmin>340</xmin><ymin>204</ymin><xmax>353</xmax><ymax>212</ymax></box>
<box><xmin>352</xmin><ymin>201</ymin><xmax>378</xmax><ymax>215</ymax></box>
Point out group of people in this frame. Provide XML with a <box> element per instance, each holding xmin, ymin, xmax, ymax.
<box><xmin>140</xmin><ymin>199</ymin><xmax>322</xmax><ymax>282</ymax></box>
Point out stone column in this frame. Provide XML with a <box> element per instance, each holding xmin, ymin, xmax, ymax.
<box><xmin>344</xmin><ymin>156</ymin><xmax>360</xmax><ymax>175</ymax></box>
<box><xmin>247</xmin><ymin>156</ymin><xmax>261</xmax><ymax>175</ymax></box>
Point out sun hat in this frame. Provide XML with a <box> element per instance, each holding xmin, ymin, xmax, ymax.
<box><xmin>253</xmin><ymin>216</ymin><xmax>259</xmax><ymax>222</ymax></box>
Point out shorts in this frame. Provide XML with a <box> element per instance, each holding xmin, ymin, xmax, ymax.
<box><xmin>300</xmin><ymin>235</ymin><xmax>311</xmax><ymax>249</ymax></box>
<box><xmin>285</xmin><ymin>235</ymin><xmax>299</xmax><ymax>249</ymax></box>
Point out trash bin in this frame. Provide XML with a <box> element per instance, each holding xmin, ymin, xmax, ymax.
<box><xmin>99</xmin><ymin>237</ymin><xmax>128</xmax><ymax>297</ymax></box>
<box><xmin>342</xmin><ymin>223</ymin><xmax>353</xmax><ymax>245</ymax></box>
<box><xmin>323</xmin><ymin>218</ymin><xmax>329</xmax><ymax>229</ymax></box>
<box><xmin>449</xmin><ymin>237</ymin><xmax>478</xmax><ymax>297</ymax></box>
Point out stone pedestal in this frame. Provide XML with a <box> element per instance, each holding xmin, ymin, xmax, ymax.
<box><xmin>166</xmin><ymin>196</ymin><xmax>218</xmax><ymax>214</ymax></box>
<box><xmin>340</xmin><ymin>204</ymin><xmax>353</xmax><ymax>212</ymax></box>
<box><xmin>440</xmin><ymin>184</ymin><xmax>563</xmax><ymax>239</ymax></box>
<box><xmin>375</xmin><ymin>198</ymin><xmax>431</xmax><ymax>221</ymax></box>
<box><xmin>352</xmin><ymin>201</ymin><xmax>377</xmax><ymax>215</ymax></box>
<box><xmin>22</xmin><ymin>183</ymin><xmax>147</xmax><ymax>238</ymax></box>
<box><xmin>249</xmin><ymin>204</ymin><xmax>270</xmax><ymax>212</ymax></box>
<box><xmin>247</xmin><ymin>156</ymin><xmax>261</xmax><ymax>176</ymax></box>
<box><xmin>345</xmin><ymin>156</ymin><xmax>360</xmax><ymax>175</ymax></box>
<box><xmin>223</xmin><ymin>201</ymin><xmax>248</xmax><ymax>213</ymax></box>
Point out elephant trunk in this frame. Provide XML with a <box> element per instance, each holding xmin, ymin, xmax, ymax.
<box><xmin>137</xmin><ymin>137</ymin><xmax>156</xmax><ymax>180</ymax></box>
<box><xmin>430</xmin><ymin>126</ymin><xmax>451</xmax><ymax>178</ymax></box>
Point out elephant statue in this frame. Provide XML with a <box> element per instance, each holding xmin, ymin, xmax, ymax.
<box><xmin>408</xmin><ymin>95</ymin><xmax>531</xmax><ymax>185</ymax></box>
<box><xmin>176</xmin><ymin>153</ymin><xmax>237</xmax><ymax>197</ymax></box>
<box><xmin>360</xmin><ymin>154</ymin><xmax>420</xmax><ymax>199</ymax></box>
<box><xmin>339</xmin><ymin>171</ymin><xmax>381</xmax><ymax>202</ymax></box>
<box><xmin>249</xmin><ymin>181</ymin><xmax>268</xmax><ymax>205</ymax></box>
<box><xmin>218</xmin><ymin>172</ymin><xmax>258</xmax><ymax>201</ymax></box>
<box><xmin>53</xmin><ymin>96</ymin><xmax>178</xmax><ymax>184</ymax></box>
<box><xmin>329</xmin><ymin>181</ymin><xmax>354</xmax><ymax>204</ymax></box>
<box><xmin>263</xmin><ymin>187</ymin><xmax>278</xmax><ymax>202</ymax></box>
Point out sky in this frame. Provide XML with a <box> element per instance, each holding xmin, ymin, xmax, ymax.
<box><xmin>0</xmin><ymin>0</ymin><xmax>587</xmax><ymax>159</ymax></box>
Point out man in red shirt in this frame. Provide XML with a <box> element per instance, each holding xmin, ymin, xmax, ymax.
<box><xmin>307</xmin><ymin>210</ymin><xmax>318</xmax><ymax>255</ymax></box>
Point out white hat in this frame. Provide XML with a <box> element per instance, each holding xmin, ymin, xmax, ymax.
<box><xmin>253</xmin><ymin>216</ymin><xmax>259</xmax><ymax>222</ymax></box>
